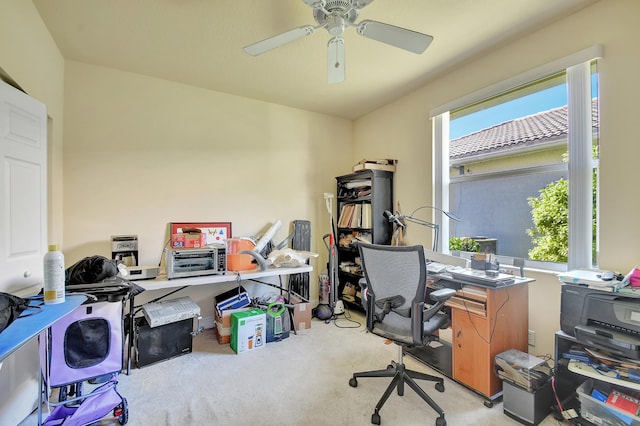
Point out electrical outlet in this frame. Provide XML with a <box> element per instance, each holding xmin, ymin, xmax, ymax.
<box><xmin>528</xmin><ymin>330</ymin><xmax>536</xmax><ymax>346</ymax></box>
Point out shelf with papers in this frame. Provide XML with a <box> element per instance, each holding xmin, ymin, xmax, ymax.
<box><xmin>335</xmin><ymin>169</ymin><xmax>393</xmax><ymax>308</ymax></box>
<box><xmin>553</xmin><ymin>330</ymin><xmax>640</xmax><ymax>424</ymax></box>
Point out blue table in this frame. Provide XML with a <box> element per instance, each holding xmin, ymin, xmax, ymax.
<box><xmin>0</xmin><ymin>295</ymin><xmax>86</xmax><ymax>425</ymax></box>
<box><xmin>0</xmin><ymin>295</ymin><xmax>87</xmax><ymax>364</ymax></box>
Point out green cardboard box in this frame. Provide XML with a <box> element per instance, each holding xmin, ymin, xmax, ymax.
<box><xmin>230</xmin><ymin>308</ymin><xmax>266</xmax><ymax>354</ymax></box>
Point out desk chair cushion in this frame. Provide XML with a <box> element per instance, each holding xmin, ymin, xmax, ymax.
<box><xmin>371</xmin><ymin>308</ymin><xmax>450</xmax><ymax>346</ymax></box>
<box><xmin>358</xmin><ymin>243</ymin><xmax>452</xmax><ymax>347</ymax></box>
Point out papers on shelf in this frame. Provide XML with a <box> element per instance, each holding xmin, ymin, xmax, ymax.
<box><xmin>557</xmin><ymin>269</ymin><xmax>630</xmax><ymax>292</ymax></box>
<box><xmin>342</xmin><ymin>179</ymin><xmax>371</xmax><ymax>189</ymax></box>
<box><xmin>426</xmin><ymin>261</ymin><xmax>449</xmax><ymax>274</ymax></box>
<box><xmin>568</xmin><ymin>359</ymin><xmax>640</xmax><ymax>391</ymax></box>
<box><xmin>449</xmin><ymin>269</ymin><xmax>515</xmax><ymax>287</ymax></box>
<box><xmin>558</xmin><ymin>270</ymin><xmax>612</xmax><ymax>286</ymax></box>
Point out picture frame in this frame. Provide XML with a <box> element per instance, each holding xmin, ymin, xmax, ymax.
<box><xmin>170</xmin><ymin>222</ymin><xmax>232</xmax><ymax>246</ymax></box>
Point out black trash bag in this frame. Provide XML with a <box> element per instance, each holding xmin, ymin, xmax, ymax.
<box><xmin>65</xmin><ymin>255</ymin><xmax>120</xmax><ymax>285</ymax></box>
<box><xmin>0</xmin><ymin>292</ymin><xmax>41</xmax><ymax>333</ymax></box>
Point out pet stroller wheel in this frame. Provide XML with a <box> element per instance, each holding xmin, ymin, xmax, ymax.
<box><xmin>115</xmin><ymin>397</ymin><xmax>128</xmax><ymax>424</ymax></box>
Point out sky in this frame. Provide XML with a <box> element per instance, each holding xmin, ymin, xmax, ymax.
<box><xmin>450</xmin><ymin>84</ymin><xmax>567</xmax><ymax>140</ymax></box>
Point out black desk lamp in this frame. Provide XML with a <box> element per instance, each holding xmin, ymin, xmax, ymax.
<box><xmin>384</xmin><ymin>206</ymin><xmax>461</xmax><ymax>252</ymax></box>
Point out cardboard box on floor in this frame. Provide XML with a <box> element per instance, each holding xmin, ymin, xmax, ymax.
<box><xmin>288</xmin><ymin>293</ymin><xmax>311</xmax><ymax>330</ymax></box>
<box><xmin>214</xmin><ymin>306</ymin><xmax>251</xmax><ymax>344</ymax></box>
<box><xmin>230</xmin><ymin>308</ymin><xmax>266</xmax><ymax>354</ymax></box>
<box><xmin>213</xmin><ymin>285</ymin><xmax>251</xmax><ymax>344</ymax></box>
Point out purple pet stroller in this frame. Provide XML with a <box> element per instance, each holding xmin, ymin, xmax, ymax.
<box><xmin>38</xmin><ymin>281</ymin><xmax>132</xmax><ymax>426</ymax></box>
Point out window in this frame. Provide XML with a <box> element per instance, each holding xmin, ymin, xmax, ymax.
<box><xmin>431</xmin><ymin>47</ymin><xmax>602</xmax><ymax>271</ymax></box>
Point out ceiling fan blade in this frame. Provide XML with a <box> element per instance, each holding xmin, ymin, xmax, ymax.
<box><xmin>327</xmin><ymin>37</ymin><xmax>345</xmax><ymax>84</ymax></box>
<box><xmin>243</xmin><ymin>25</ymin><xmax>316</xmax><ymax>56</ymax></box>
<box><xmin>356</xmin><ymin>20</ymin><xmax>433</xmax><ymax>54</ymax></box>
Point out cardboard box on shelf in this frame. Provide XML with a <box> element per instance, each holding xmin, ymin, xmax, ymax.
<box><xmin>171</xmin><ymin>233</ymin><xmax>207</xmax><ymax>249</ymax></box>
<box><xmin>214</xmin><ymin>306</ymin><xmax>251</xmax><ymax>344</ymax></box>
<box><xmin>352</xmin><ymin>159</ymin><xmax>397</xmax><ymax>173</ymax></box>
<box><xmin>288</xmin><ymin>293</ymin><xmax>312</xmax><ymax>330</ymax></box>
<box><xmin>231</xmin><ymin>308</ymin><xmax>266</xmax><ymax>354</ymax></box>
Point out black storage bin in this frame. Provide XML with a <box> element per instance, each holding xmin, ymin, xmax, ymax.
<box><xmin>134</xmin><ymin>316</ymin><xmax>193</xmax><ymax>368</ymax></box>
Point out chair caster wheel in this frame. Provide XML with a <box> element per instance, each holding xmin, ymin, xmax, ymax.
<box><xmin>436</xmin><ymin>416</ymin><xmax>446</xmax><ymax>426</ymax></box>
<box><xmin>435</xmin><ymin>382</ymin><xmax>445</xmax><ymax>392</ymax></box>
<box><xmin>371</xmin><ymin>412</ymin><xmax>381</xmax><ymax>425</ymax></box>
<box><xmin>349</xmin><ymin>377</ymin><xmax>358</xmax><ymax>387</ymax></box>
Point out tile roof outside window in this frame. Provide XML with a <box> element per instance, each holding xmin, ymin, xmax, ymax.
<box><xmin>449</xmin><ymin>98</ymin><xmax>599</xmax><ymax>160</ymax></box>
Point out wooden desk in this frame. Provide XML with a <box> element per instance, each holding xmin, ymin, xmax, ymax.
<box><xmin>407</xmin><ymin>275</ymin><xmax>533</xmax><ymax>406</ymax></box>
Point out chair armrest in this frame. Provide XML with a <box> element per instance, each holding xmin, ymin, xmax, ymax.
<box><xmin>359</xmin><ymin>278</ymin><xmax>376</xmax><ymax>331</ymax></box>
<box><xmin>429</xmin><ymin>288</ymin><xmax>456</xmax><ymax>302</ymax></box>
<box><xmin>419</xmin><ymin>288</ymin><xmax>456</xmax><ymax>338</ymax></box>
<box><xmin>358</xmin><ymin>277</ymin><xmax>368</xmax><ymax>290</ymax></box>
<box><xmin>412</xmin><ymin>300</ymin><xmax>425</xmax><ymax>344</ymax></box>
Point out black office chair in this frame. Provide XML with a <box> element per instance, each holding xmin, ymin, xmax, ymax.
<box><xmin>349</xmin><ymin>243</ymin><xmax>456</xmax><ymax>426</ymax></box>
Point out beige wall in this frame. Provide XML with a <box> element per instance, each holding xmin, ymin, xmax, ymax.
<box><xmin>354</xmin><ymin>0</ymin><xmax>639</xmax><ymax>358</ymax></box>
<box><xmin>62</xmin><ymin>62</ymin><xmax>352</xmax><ymax>307</ymax></box>
<box><xmin>0</xmin><ymin>0</ymin><xmax>65</xmax><ymax>246</ymax></box>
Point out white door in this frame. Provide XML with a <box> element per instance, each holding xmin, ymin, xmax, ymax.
<box><xmin>0</xmin><ymin>79</ymin><xmax>47</xmax><ymax>293</ymax></box>
<box><xmin>0</xmin><ymin>79</ymin><xmax>47</xmax><ymax>425</ymax></box>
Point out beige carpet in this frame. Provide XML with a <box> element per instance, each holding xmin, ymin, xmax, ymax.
<box><xmin>26</xmin><ymin>309</ymin><xmax>563</xmax><ymax>426</ymax></box>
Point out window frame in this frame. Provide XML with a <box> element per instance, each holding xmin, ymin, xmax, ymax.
<box><xmin>430</xmin><ymin>46</ymin><xmax>602</xmax><ymax>272</ymax></box>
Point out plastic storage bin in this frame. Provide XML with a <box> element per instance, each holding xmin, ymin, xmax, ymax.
<box><xmin>577</xmin><ymin>379</ymin><xmax>640</xmax><ymax>426</ymax></box>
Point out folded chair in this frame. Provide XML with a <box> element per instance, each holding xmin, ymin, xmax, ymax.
<box><xmin>349</xmin><ymin>243</ymin><xmax>455</xmax><ymax>426</ymax></box>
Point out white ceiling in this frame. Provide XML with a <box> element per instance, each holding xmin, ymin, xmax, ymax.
<box><xmin>33</xmin><ymin>0</ymin><xmax>596</xmax><ymax>120</ymax></box>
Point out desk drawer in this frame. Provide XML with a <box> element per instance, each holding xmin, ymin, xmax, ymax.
<box><xmin>445</xmin><ymin>285</ymin><xmax>488</xmax><ymax>317</ymax></box>
<box><xmin>446</xmin><ymin>296</ymin><xmax>487</xmax><ymax>317</ymax></box>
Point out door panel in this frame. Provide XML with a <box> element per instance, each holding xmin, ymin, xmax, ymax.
<box><xmin>0</xmin><ymin>80</ymin><xmax>47</xmax><ymax>292</ymax></box>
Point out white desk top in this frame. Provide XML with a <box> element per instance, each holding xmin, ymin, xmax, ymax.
<box><xmin>136</xmin><ymin>265</ymin><xmax>313</xmax><ymax>291</ymax></box>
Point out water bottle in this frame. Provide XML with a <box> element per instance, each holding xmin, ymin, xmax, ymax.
<box><xmin>43</xmin><ymin>244</ymin><xmax>65</xmax><ymax>304</ymax></box>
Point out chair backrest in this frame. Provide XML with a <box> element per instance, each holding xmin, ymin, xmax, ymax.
<box><xmin>358</xmin><ymin>243</ymin><xmax>426</xmax><ymax>344</ymax></box>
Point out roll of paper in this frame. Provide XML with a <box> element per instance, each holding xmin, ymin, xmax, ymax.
<box><xmin>254</xmin><ymin>220</ymin><xmax>282</xmax><ymax>254</ymax></box>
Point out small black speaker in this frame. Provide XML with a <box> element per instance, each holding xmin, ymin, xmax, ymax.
<box><xmin>134</xmin><ymin>317</ymin><xmax>193</xmax><ymax>368</ymax></box>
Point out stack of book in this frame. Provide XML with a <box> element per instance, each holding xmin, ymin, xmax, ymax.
<box><xmin>338</xmin><ymin>203</ymin><xmax>372</xmax><ymax>228</ymax></box>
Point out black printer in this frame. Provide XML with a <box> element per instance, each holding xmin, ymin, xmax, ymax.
<box><xmin>561</xmin><ymin>284</ymin><xmax>640</xmax><ymax>360</ymax></box>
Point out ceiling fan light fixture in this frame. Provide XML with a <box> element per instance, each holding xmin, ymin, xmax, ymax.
<box><xmin>243</xmin><ymin>0</ymin><xmax>434</xmax><ymax>83</ymax></box>
<box><xmin>327</xmin><ymin>37</ymin><xmax>345</xmax><ymax>84</ymax></box>
<box><xmin>326</xmin><ymin>14</ymin><xmax>346</xmax><ymax>36</ymax></box>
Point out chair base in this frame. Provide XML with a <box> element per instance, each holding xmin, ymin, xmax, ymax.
<box><xmin>349</xmin><ymin>346</ymin><xmax>446</xmax><ymax>426</ymax></box>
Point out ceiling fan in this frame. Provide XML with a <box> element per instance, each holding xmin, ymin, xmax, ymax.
<box><xmin>243</xmin><ymin>0</ymin><xmax>434</xmax><ymax>84</ymax></box>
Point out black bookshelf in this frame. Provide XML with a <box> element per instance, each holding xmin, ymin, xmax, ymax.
<box><xmin>335</xmin><ymin>169</ymin><xmax>393</xmax><ymax>307</ymax></box>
